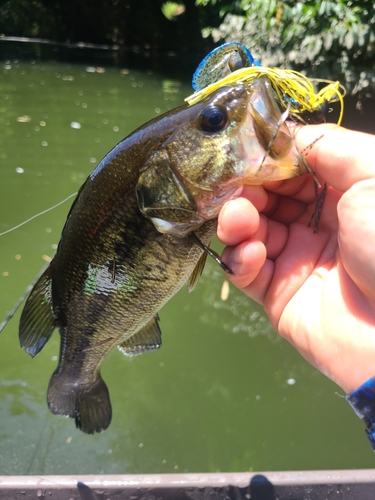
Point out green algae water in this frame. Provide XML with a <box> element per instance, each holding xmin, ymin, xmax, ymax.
<box><xmin>0</xmin><ymin>56</ymin><xmax>373</xmax><ymax>475</ymax></box>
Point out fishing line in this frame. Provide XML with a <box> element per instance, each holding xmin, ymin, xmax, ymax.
<box><xmin>0</xmin><ymin>261</ymin><xmax>49</xmax><ymax>333</ymax></box>
<box><xmin>0</xmin><ymin>192</ymin><xmax>77</xmax><ymax>236</ymax></box>
<box><xmin>0</xmin><ymin>193</ymin><xmax>76</xmax><ymax>329</ymax></box>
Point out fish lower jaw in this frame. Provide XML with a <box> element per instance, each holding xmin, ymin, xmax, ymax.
<box><xmin>244</xmin><ymin>160</ymin><xmax>304</xmax><ymax>183</ymax></box>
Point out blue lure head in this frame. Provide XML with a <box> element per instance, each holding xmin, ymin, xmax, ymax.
<box><xmin>192</xmin><ymin>42</ymin><xmax>261</xmax><ymax>91</ymax></box>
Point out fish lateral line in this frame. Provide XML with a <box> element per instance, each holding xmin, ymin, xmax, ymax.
<box><xmin>82</xmin><ymin>337</ymin><xmax>115</xmax><ymax>351</ymax></box>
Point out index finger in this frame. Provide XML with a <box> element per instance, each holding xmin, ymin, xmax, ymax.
<box><xmin>295</xmin><ymin>124</ymin><xmax>375</xmax><ymax>192</ymax></box>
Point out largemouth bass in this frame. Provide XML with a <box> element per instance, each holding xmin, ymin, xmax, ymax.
<box><xmin>19</xmin><ymin>77</ymin><xmax>310</xmax><ymax>433</ymax></box>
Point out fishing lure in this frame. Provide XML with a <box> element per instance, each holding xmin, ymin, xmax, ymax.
<box><xmin>187</xmin><ymin>42</ymin><xmax>346</xmax><ymax>233</ymax></box>
<box><xmin>192</xmin><ymin>41</ymin><xmax>261</xmax><ymax>91</ymax></box>
<box><xmin>187</xmin><ymin>41</ymin><xmax>345</xmax><ymax>126</ymax></box>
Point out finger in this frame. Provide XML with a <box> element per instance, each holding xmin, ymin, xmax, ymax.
<box><xmin>263</xmin><ymin>222</ymin><xmax>333</xmax><ymax>323</ymax></box>
<box><xmin>221</xmin><ymin>239</ymin><xmax>267</xmax><ymax>290</ymax></box>
<box><xmin>234</xmin><ymin>219</ymin><xmax>288</xmax><ymax>305</ymax></box>
<box><xmin>338</xmin><ymin>178</ymin><xmax>375</xmax><ymax>302</ymax></box>
<box><xmin>240</xmin><ymin>185</ymin><xmax>269</xmax><ymax>211</ymax></box>
<box><xmin>263</xmin><ymin>195</ymin><xmax>309</xmax><ymax>226</ymax></box>
<box><xmin>217</xmin><ymin>197</ymin><xmax>260</xmax><ymax>246</ymax></box>
<box><xmin>220</xmin><ymin>217</ymin><xmax>287</xmax><ymax>304</ymax></box>
<box><xmin>264</xmin><ymin>219</ymin><xmax>288</xmax><ymax>260</ymax></box>
<box><xmin>263</xmin><ymin>174</ymin><xmax>313</xmax><ymax>202</ymax></box>
<box><xmin>239</xmin><ymin>259</ymin><xmax>275</xmax><ymax>306</ymax></box>
<box><xmin>295</xmin><ymin>124</ymin><xmax>375</xmax><ymax>192</ymax></box>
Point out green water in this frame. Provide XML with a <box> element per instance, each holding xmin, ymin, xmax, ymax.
<box><xmin>0</xmin><ymin>58</ymin><xmax>373</xmax><ymax>475</ymax></box>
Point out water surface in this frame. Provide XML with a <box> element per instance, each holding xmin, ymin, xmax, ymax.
<box><xmin>0</xmin><ymin>58</ymin><xmax>373</xmax><ymax>475</ymax></box>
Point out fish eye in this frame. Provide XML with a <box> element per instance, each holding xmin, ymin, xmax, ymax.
<box><xmin>199</xmin><ymin>105</ymin><xmax>228</xmax><ymax>132</ymax></box>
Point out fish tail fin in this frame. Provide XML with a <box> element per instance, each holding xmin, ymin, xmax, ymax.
<box><xmin>47</xmin><ymin>372</ymin><xmax>112</xmax><ymax>434</ymax></box>
<box><xmin>19</xmin><ymin>264</ymin><xmax>55</xmax><ymax>357</ymax></box>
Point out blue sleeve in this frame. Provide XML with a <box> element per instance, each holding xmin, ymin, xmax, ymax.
<box><xmin>346</xmin><ymin>376</ymin><xmax>375</xmax><ymax>450</ymax></box>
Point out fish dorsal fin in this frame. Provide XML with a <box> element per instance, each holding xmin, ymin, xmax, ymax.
<box><xmin>19</xmin><ymin>264</ymin><xmax>56</xmax><ymax>358</ymax></box>
<box><xmin>187</xmin><ymin>250</ymin><xmax>208</xmax><ymax>293</ymax></box>
<box><xmin>118</xmin><ymin>314</ymin><xmax>162</xmax><ymax>357</ymax></box>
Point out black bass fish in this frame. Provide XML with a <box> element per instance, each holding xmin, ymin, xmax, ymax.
<box><xmin>19</xmin><ymin>77</ymin><xmax>310</xmax><ymax>433</ymax></box>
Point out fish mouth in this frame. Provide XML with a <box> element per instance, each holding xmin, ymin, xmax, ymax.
<box><xmin>237</xmin><ymin>97</ymin><xmax>309</xmax><ymax>184</ymax></box>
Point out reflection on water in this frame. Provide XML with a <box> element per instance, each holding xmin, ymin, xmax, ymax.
<box><xmin>0</xmin><ymin>58</ymin><xmax>373</xmax><ymax>476</ymax></box>
<box><xmin>199</xmin><ymin>265</ymin><xmax>276</xmax><ymax>341</ymax></box>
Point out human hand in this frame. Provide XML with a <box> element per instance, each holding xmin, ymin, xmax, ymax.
<box><xmin>218</xmin><ymin>124</ymin><xmax>375</xmax><ymax>393</ymax></box>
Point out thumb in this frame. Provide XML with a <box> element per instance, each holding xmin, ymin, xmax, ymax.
<box><xmin>294</xmin><ymin>124</ymin><xmax>375</xmax><ymax>193</ymax></box>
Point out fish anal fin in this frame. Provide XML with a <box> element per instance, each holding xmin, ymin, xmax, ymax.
<box><xmin>118</xmin><ymin>314</ymin><xmax>162</xmax><ymax>357</ymax></box>
<box><xmin>187</xmin><ymin>250</ymin><xmax>208</xmax><ymax>293</ymax></box>
<box><xmin>47</xmin><ymin>371</ymin><xmax>111</xmax><ymax>434</ymax></box>
<box><xmin>19</xmin><ymin>264</ymin><xmax>55</xmax><ymax>358</ymax></box>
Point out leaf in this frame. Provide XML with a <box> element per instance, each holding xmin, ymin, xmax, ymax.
<box><xmin>345</xmin><ymin>31</ymin><xmax>354</xmax><ymax>50</ymax></box>
<box><xmin>357</xmin><ymin>25</ymin><xmax>368</xmax><ymax>47</ymax></box>
<box><xmin>324</xmin><ymin>32</ymin><xmax>333</xmax><ymax>51</ymax></box>
<box><xmin>313</xmin><ymin>37</ymin><xmax>323</xmax><ymax>57</ymax></box>
<box><xmin>318</xmin><ymin>0</ymin><xmax>326</xmax><ymax>16</ymax></box>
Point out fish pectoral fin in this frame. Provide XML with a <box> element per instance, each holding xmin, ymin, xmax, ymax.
<box><xmin>118</xmin><ymin>315</ymin><xmax>162</xmax><ymax>357</ymax></box>
<box><xmin>187</xmin><ymin>250</ymin><xmax>208</xmax><ymax>293</ymax></box>
<box><xmin>19</xmin><ymin>264</ymin><xmax>56</xmax><ymax>358</ymax></box>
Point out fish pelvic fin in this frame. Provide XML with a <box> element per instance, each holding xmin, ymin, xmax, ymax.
<box><xmin>187</xmin><ymin>249</ymin><xmax>208</xmax><ymax>293</ymax></box>
<box><xmin>118</xmin><ymin>314</ymin><xmax>162</xmax><ymax>356</ymax></box>
<box><xmin>19</xmin><ymin>264</ymin><xmax>55</xmax><ymax>358</ymax></box>
<box><xmin>47</xmin><ymin>372</ymin><xmax>112</xmax><ymax>434</ymax></box>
